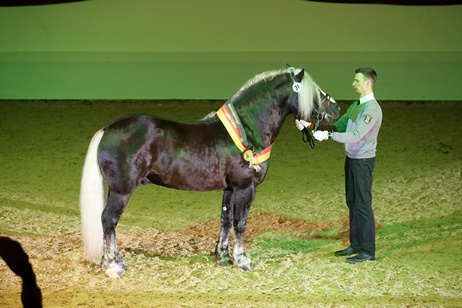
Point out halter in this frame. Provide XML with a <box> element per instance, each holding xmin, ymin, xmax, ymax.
<box><xmin>299</xmin><ymin>91</ymin><xmax>332</xmax><ymax>149</ymax></box>
<box><xmin>289</xmin><ymin>69</ymin><xmax>302</xmax><ymax>93</ymax></box>
<box><xmin>217</xmin><ymin>101</ymin><xmax>273</xmax><ymax>172</ymax></box>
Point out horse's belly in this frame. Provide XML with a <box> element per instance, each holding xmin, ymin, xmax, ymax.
<box><xmin>145</xmin><ymin>169</ymin><xmax>226</xmax><ymax>192</ymax></box>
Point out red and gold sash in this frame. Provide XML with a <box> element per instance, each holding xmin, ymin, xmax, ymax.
<box><xmin>217</xmin><ymin>102</ymin><xmax>273</xmax><ymax>172</ymax></box>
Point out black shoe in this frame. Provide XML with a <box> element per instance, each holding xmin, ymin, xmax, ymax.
<box><xmin>346</xmin><ymin>252</ymin><xmax>375</xmax><ymax>264</ymax></box>
<box><xmin>334</xmin><ymin>247</ymin><xmax>359</xmax><ymax>257</ymax></box>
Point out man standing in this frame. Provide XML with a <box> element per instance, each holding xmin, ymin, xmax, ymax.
<box><xmin>296</xmin><ymin>67</ymin><xmax>382</xmax><ymax>263</ymax></box>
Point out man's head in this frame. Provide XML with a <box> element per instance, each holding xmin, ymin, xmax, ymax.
<box><xmin>352</xmin><ymin>67</ymin><xmax>377</xmax><ymax>97</ymax></box>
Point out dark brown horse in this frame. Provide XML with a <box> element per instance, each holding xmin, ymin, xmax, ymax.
<box><xmin>0</xmin><ymin>236</ymin><xmax>42</xmax><ymax>307</ymax></box>
<box><xmin>80</xmin><ymin>67</ymin><xmax>340</xmax><ymax>278</ymax></box>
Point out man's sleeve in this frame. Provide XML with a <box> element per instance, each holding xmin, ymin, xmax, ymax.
<box><xmin>318</xmin><ymin>104</ymin><xmax>352</xmax><ymax>132</ymax></box>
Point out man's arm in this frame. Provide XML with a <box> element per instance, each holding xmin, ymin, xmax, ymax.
<box><xmin>295</xmin><ymin>108</ymin><xmax>350</xmax><ymax>132</ymax></box>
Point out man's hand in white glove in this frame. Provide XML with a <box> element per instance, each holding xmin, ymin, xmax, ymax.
<box><xmin>295</xmin><ymin>119</ymin><xmax>311</xmax><ymax>131</ymax></box>
<box><xmin>313</xmin><ymin>130</ymin><xmax>329</xmax><ymax>141</ymax></box>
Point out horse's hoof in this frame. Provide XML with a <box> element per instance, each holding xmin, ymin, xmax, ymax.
<box><xmin>236</xmin><ymin>258</ymin><xmax>253</xmax><ymax>271</ymax></box>
<box><xmin>216</xmin><ymin>258</ymin><xmax>233</xmax><ymax>267</ymax></box>
<box><xmin>105</xmin><ymin>268</ymin><xmax>122</xmax><ymax>278</ymax></box>
<box><xmin>239</xmin><ymin>262</ymin><xmax>253</xmax><ymax>271</ymax></box>
<box><xmin>104</xmin><ymin>262</ymin><xmax>125</xmax><ymax>278</ymax></box>
<box><xmin>215</xmin><ymin>254</ymin><xmax>233</xmax><ymax>267</ymax></box>
<box><xmin>214</xmin><ymin>251</ymin><xmax>233</xmax><ymax>267</ymax></box>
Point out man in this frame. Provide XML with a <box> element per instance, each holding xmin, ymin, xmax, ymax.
<box><xmin>296</xmin><ymin>67</ymin><xmax>382</xmax><ymax>263</ymax></box>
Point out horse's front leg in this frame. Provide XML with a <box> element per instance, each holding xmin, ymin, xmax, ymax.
<box><xmin>214</xmin><ymin>189</ymin><xmax>234</xmax><ymax>266</ymax></box>
<box><xmin>232</xmin><ymin>185</ymin><xmax>256</xmax><ymax>271</ymax></box>
<box><xmin>101</xmin><ymin>191</ymin><xmax>130</xmax><ymax>278</ymax></box>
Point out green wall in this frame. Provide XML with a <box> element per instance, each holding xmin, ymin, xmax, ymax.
<box><xmin>1</xmin><ymin>0</ymin><xmax>461</xmax><ymax>100</ymax></box>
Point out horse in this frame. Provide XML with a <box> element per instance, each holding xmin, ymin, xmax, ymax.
<box><xmin>79</xmin><ymin>66</ymin><xmax>340</xmax><ymax>278</ymax></box>
<box><xmin>0</xmin><ymin>236</ymin><xmax>43</xmax><ymax>307</ymax></box>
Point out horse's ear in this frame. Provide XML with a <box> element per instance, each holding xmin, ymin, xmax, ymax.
<box><xmin>294</xmin><ymin>69</ymin><xmax>305</xmax><ymax>82</ymax></box>
<box><xmin>286</xmin><ymin>63</ymin><xmax>291</xmax><ymax>68</ymax></box>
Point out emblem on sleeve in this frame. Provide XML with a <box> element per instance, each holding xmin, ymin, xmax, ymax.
<box><xmin>364</xmin><ymin>114</ymin><xmax>372</xmax><ymax>124</ymax></box>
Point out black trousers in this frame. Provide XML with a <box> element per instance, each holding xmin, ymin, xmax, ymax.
<box><xmin>344</xmin><ymin>156</ymin><xmax>376</xmax><ymax>256</ymax></box>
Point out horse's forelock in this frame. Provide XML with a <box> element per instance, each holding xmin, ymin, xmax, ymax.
<box><xmin>298</xmin><ymin>72</ymin><xmax>320</xmax><ymax>120</ymax></box>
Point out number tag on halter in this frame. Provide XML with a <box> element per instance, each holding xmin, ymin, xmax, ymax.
<box><xmin>292</xmin><ymin>82</ymin><xmax>301</xmax><ymax>93</ymax></box>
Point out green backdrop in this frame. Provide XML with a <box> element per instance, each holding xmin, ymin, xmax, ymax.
<box><xmin>1</xmin><ymin>0</ymin><xmax>461</xmax><ymax>100</ymax></box>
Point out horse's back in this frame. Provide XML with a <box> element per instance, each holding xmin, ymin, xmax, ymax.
<box><xmin>103</xmin><ymin>113</ymin><xmax>221</xmax><ymax>143</ymax></box>
<box><xmin>98</xmin><ymin>114</ymin><xmax>252</xmax><ymax>192</ymax></box>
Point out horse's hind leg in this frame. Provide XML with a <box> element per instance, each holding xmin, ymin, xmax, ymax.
<box><xmin>101</xmin><ymin>191</ymin><xmax>131</xmax><ymax>278</ymax></box>
<box><xmin>232</xmin><ymin>186</ymin><xmax>256</xmax><ymax>271</ymax></box>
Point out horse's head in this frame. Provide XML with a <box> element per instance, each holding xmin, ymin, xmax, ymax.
<box><xmin>286</xmin><ymin>66</ymin><xmax>340</xmax><ymax>123</ymax></box>
<box><xmin>311</xmin><ymin>88</ymin><xmax>340</xmax><ymax>123</ymax></box>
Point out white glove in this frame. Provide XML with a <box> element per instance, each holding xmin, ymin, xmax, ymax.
<box><xmin>295</xmin><ymin>119</ymin><xmax>311</xmax><ymax>131</ymax></box>
<box><xmin>313</xmin><ymin>130</ymin><xmax>329</xmax><ymax>141</ymax></box>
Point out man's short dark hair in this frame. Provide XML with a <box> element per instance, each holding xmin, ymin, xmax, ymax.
<box><xmin>355</xmin><ymin>67</ymin><xmax>377</xmax><ymax>85</ymax></box>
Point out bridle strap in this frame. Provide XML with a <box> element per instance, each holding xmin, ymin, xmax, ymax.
<box><xmin>299</xmin><ymin>92</ymin><xmax>331</xmax><ymax>149</ymax></box>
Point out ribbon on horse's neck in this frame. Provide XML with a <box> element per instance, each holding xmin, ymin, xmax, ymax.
<box><xmin>217</xmin><ymin>101</ymin><xmax>273</xmax><ymax>172</ymax></box>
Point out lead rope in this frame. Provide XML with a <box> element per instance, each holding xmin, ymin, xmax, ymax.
<box><xmin>297</xmin><ymin>116</ymin><xmax>318</xmax><ymax>149</ymax></box>
<box><xmin>302</xmin><ymin>127</ymin><xmax>315</xmax><ymax>149</ymax></box>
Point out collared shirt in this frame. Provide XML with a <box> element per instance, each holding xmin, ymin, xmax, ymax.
<box><xmin>360</xmin><ymin>93</ymin><xmax>375</xmax><ymax>104</ymax></box>
<box><xmin>331</xmin><ymin>93</ymin><xmax>382</xmax><ymax>159</ymax></box>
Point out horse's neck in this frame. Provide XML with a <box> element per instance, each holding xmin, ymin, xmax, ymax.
<box><xmin>234</xmin><ymin>98</ymin><xmax>288</xmax><ymax>148</ymax></box>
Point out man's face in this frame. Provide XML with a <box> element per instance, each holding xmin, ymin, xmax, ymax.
<box><xmin>352</xmin><ymin>73</ymin><xmax>369</xmax><ymax>97</ymax></box>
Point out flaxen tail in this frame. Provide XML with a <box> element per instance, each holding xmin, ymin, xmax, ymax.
<box><xmin>79</xmin><ymin>129</ymin><xmax>105</xmax><ymax>263</ymax></box>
